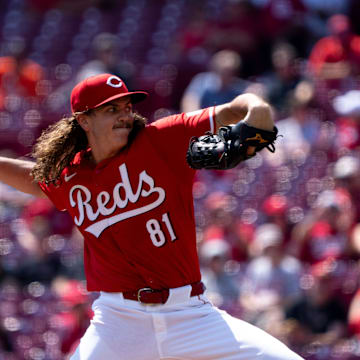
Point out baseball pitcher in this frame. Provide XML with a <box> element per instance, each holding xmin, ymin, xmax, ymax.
<box><xmin>0</xmin><ymin>74</ymin><xmax>303</xmax><ymax>360</ymax></box>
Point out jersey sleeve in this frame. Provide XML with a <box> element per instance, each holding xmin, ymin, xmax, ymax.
<box><xmin>148</xmin><ymin>106</ymin><xmax>215</xmax><ymax>145</ymax></box>
<box><xmin>145</xmin><ymin>107</ymin><xmax>216</xmax><ymax>175</ymax></box>
<box><xmin>38</xmin><ymin>181</ymin><xmax>67</xmax><ymax>211</ymax></box>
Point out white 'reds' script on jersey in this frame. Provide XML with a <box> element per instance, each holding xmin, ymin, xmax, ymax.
<box><xmin>69</xmin><ymin>163</ymin><xmax>166</xmax><ymax>238</ymax></box>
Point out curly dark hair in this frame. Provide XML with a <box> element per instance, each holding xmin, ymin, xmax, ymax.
<box><xmin>30</xmin><ymin>111</ymin><xmax>147</xmax><ymax>183</ymax></box>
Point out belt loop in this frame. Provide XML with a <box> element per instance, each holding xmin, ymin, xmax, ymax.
<box><xmin>165</xmin><ymin>285</ymin><xmax>192</xmax><ymax>306</ymax></box>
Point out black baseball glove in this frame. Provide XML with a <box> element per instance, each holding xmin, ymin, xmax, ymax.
<box><xmin>186</xmin><ymin>122</ymin><xmax>279</xmax><ymax>170</ymax></box>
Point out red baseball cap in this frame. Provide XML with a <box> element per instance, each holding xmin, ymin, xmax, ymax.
<box><xmin>70</xmin><ymin>73</ymin><xmax>148</xmax><ymax>113</ymax></box>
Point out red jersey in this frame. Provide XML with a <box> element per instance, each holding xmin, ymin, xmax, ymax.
<box><xmin>308</xmin><ymin>34</ymin><xmax>360</xmax><ymax>76</ymax></box>
<box><xmin>40</xmin><ymin>108</ymin><xmax>215</xmax><ymax>292</ymax></box>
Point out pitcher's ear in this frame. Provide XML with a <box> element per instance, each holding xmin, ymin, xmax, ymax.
<box><xmin>76</xmin><ymin>114</ymin><xmax>90</xmax><ymax>132</ymax></box>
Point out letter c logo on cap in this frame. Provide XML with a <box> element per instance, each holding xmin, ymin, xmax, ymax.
<box><xmin>106</xmin><ymin>75</ymin><xmax>123</xmax><ymax>88</ymax></box>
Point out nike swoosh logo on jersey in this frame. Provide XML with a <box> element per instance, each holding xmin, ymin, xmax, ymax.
<box><xmin>64</xmin><ymin>172</ymin><xmax>77</xmax><ymax>182</ymax></box>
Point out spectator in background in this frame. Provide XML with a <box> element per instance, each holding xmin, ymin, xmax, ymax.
<box><xmin>201</xmin><ymin>191</ymin><xmax>254</xmax><ymax>264</ymax></box>
<box><xmin>49</xmin><ymin>32</ymin><xmax>134</xmax><ymax>113</ymax></box>
<box><xmin>6</xmin><ymin>197</ymin><xmax>78</xmax><ymax>285</ymax></box>
<box><xmin>308</xmin><ymin>14</ymin><xmax>360</xmax><ymax>100</ymax></box>
<box><xmin>0</xmin><ymin>36</ymin><xmax>47</xmax><ymax>156</ymax></box>
<box><xmin>51</xmin><ymin>278</ymin><xmax>93</xmax><ymax>357</ymax></box>
<box><xmin>172</xmin><ymin>3</ymin><xmax>215</xmax><ymax>101</ymax></box>
<box><xmin>241</xmin><ymin>223</ymin><xmax>303</xmax><ymax>324</ymax></box>
<box><xmin>230</xmin><ymin>222</ymin><xmax>255</xmax><ymax>264</ymax></box>
<box><xmin>257</xmin><ymin>42</ymin><xmax>304</xmax><ymax>116</ymax></box>
<box><xmin>332</xmin><ymin>90</ymin><xmax>360</xmax><ymax>152</ymax></box>
<box><xmin>22</xmin><ymin>197</ymin><xmax>74</xmax><ymax>236</ymax></box>
<box><xmin>254</xmin><ymin>0</ymin><xmax>308</xmax><ymax>58</ymax></box>
<box><xmin>56</xmin><ymin>279</ymin><xmax>92</xmax><ymax>357</ymax></box>
<box><xmin>290</xmin><ymin>189</ymin><xmax>355</xmax><ymax>265</ymax></box>
<box><xmin>11</xmin><ymin>204</ymin><xmax>66</xmax><ymax>285</ymax></box>
<box><xmin>176</xmin><ymin>2</ymin><xmax>213</xmax><ymax>57</ymax></box>
<box><xmin>301</xmin><ymin>0</ymin><xmax>351</xmax><ymax>41</ymax></box>
<box><xmin>180</xmin><ymin>49</ymin><xmax>252</xmax><ymax>112</ymax></box>
<box><xmin>208</xmin><ymin>0</ymin><xmax>264</xmax><ymax>75</ymax></box>
<box><xmin>199</xmin><ymin>239</ymin><xmax>241</xmax><ymax>315</ymax></box>
<box><xmin>0</xmin><ymin>35</ymin><xmax>45</xmax><ymax>110</ymax></box>
<box><xmin>262</xmin><ymin>194</ymin><xmax>293</xmax><ymax>245</ymax></box>
<box><xmin>75</xmin><ymin>32</ymin><xmax>134</xmax><ymax>87</ymax></box>
<box><xmin>333</xmin><ymin>155</ymin><xmax>360</xmax><ymax>223</ymax></box>
<box><xmin>284</xmin><ymin>259</ymin><xmax>349</xmax><ymax>356</ymax></box>
<box><xmin>274</xmin><ymin>80</ymin><xmax>322</xmax><ymax>161</ymax></box>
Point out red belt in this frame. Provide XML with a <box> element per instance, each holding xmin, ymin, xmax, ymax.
<box><xmin>122</xmin><ymin>281</ymin><xmax>206</xmax><ymax>304</ymax></box>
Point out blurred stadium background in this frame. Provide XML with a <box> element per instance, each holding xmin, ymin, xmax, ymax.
<box><xmin>0</xmin><ymin>0</ymin><xmax>360</xmax><ymax>359</ymax></box>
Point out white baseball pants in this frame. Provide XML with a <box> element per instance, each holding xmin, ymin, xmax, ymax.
<box><xmin>70</xmin><ymin>284</ymin><xmax>304</xmax><ymax>360</ymax></box>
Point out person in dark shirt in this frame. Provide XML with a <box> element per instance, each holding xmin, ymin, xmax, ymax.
<box><xmin>285</xmin><ymin>259</ymin><xmax>348</xmax><ymax>351</ymax></box>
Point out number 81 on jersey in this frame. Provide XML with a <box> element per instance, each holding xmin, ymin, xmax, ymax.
<box><xmin>146</xmin><ymin>212</ymin><xmax>177</xmax><ymax>247</ymax></box>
